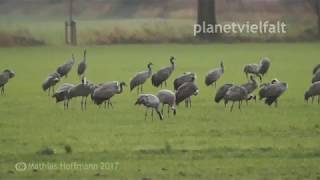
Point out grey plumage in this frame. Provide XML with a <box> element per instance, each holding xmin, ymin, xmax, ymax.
<box><xmin>77</xmin><ymin>49</ymin><xmax>87</xmax><ymax>77</ymax></box>
<box><xmin>224</xmin><ymin>85</ymin><xmax>249</xmax><ymax>112</ymax></box>
<box><xmin>157</xmin><ymin>89</ymin><xmax>176</xmax><ymax>117</ymax></box>
<box><xmin>242</xmin><ymin>76</ymin><xmax>258</xmax><ymax>94</ymax></box>
<box><xmin>205</xmin><ymin>61</ymin><xmax>224</xmax><ymax>87</ymax></box>
<box><xmin>52</xmin><ymin>83</ymin><xmax>75</xmax><ymax>109</ymax></box>
<box><xmin>130</xmin><ymin>62</ymin><xmax>153</xmax><ymax>94</ymax></box>
<box><xmin>0</xmin><ymin>69</ymin><xmax>15</xmax><ymax>95</ymax></box>
<box><xmin>214</xmin><ymin>83</ymin><xmax>233</xmax><ymax>103</ymax></box>
<box><xmin>67</xmin><ymin>78</ymin><xmax>96</xmax><ymax>110</ymax></box>
<box><xmin>258</xmin><ymin>57</ymin><xmax>271</xmax><ymax>76</ymax></box>
<box><xmin>244</xmin><ymin>58</ymin><xmax>271</xmax><ymax>81</ymax></box>
<box><xmin>304</xmin><ymin>81</ymin><xmax>320</xmax><ymax>104</ymax></box>
<box><xmin>175</xmin><ymin>82</ymin><xmax>199</xmax><ymax>108</ymax></box>
<box><xmin>259</xmin><ymin>81</ymin><xmax>288</xmax><ymax>107</ymax></box>
<box><xmin>92</xmin><ymin>81</ymin><xmax>126</xmax><ymax>108</ymax></box>
<box><xmin>135</xmin><ymin>94</ymin><xmax>163</xmax><ymax>120</ymax></box>
<box><xmin>312</xmin><ymin>71</ymin><xmax>320</xmax><ymax>83</ymax></box>
<box><xmin>151</xmin><ymin>56</ymin><xmax>175</xmax><ymax>88</ymax></box>
<box><xmin>57</xmin><ymin>54</ymin><xmax>75</xmax><ymax>78</ymax></box>
<box><xmin>42</xmin><ymin>72</ymin><xmax>60</xmax><ymax>96</ymax></box>
<box><xmin>173</xmin><ymin>72</ymin><xmax>196</xmax><ymax>90</ymax></box>
<box><xmin>312</xmin><ymin>64</ymin><xmax>320</xmax><ymax>74</ymax></box>
<box><xmin>243</xmin><ymin>64</ymin><xmax>262</xmax><ymax>81</ymax></box>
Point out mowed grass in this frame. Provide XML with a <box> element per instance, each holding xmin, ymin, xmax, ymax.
<box><xmin>1</xmin><ymin>43</ymin><xmax>320</xmax><ymax>179</ymax></box>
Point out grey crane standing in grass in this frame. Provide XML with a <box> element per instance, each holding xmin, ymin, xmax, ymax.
<box><xmin>243</xmin><ymin>57</ymin><xmax>271</xmax><ymax>82</ymax></box>
<box><xmin>67</xmin><ymin>77</ymin><xmax>96</xmax><ymax>110</ymax></box>
<box><xmin>135</xmin><ymin>94</ymin><xmax>163</xmax><ymax>121</ymax></box>
<box><xmin>259</xmin><ymin>58</ymin><xmax>271</xmax><ymax>76</ymax></box>
<box><xmin>0</xmin><ymin>69</ymin><xmax>15</xmax><ymax>95</ymax></box>
<box><xmin>77</xmin><ymin>49</ymin><xmax>87</xmax><ymax>78</ymax></box>
<box><xmin>91</xmin><ymin>81</ymin><xmax>126</xmax><ymax>109</ymax></box>
<box><xmin>205</xmin><ymin>61</ymin><xmax>224</xmax><ymax>87</ymax></box>
<box><xmin>313</xmin><ymin>64</ymin><xmax>320</xmax><ymax>75</ymax></box>
<box><xmin>259</xmin><ymin>81</ymin><xmax>288</xmax><ymax>107</ymax></box>
<box><xmin>304</xmin><ymin>81</ymin><xmax>320</xmax><ymax>104</ymax></box>
<box><xmin>151</xmin><ymin>56</ymin><xmax>176</xmax><ymax>88</ymax></box>
<box><xmin>157</xmin><ymin>89</ymin><xmax>176</xmax><ymax>117</ymax></box>
<box><xmin>224</xmin><ymin>85</ymin><xmax>251</xmax><ymax>112</ymax></box>
<box><xmin>57</xmin><ymin>54</ymin><xmax>75</xmax><ymax>78</ymax></box>
<box><xmin>130</xmin><ymin>62</ymin><xmax>153</xmax><ymax>94</ymax></box>
<box><xmin>241</xmin><ymin>75</ymin><xmax>258</xmax><ymax>103</ymax></box>
<box><xmin>52</xmin><ymin>83</ymin><xmax>75</xmax><ymax>110</ymax></box>
<box><xmin>173</xmin><ymin>72</ymin><xmax>196</xmax><ymax>91</ymax></box>
<box><xmin>175</xmin><ymin>82</ymin><xmax>199</xmax><ymax>108</ymax></box>
<box><xmin>42</xmin><ymin>72</ymin><xmax>60</xmax><ymax>96</ymax></box>
<box><xmin>214</xmin><ymin>83</ymin><xmax>233</xmax><ymax>105</ymax></box>
<box><xmin>312</xmin><ymin>71</ymin><xmax>320</xmax><ymax>83</ymax></box>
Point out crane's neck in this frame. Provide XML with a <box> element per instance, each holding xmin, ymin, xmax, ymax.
<box><xmin>119</xmin><ymin>84</ymin><xmax>124</xmax><ymax>93</ymax></box>
<box><xmin>171</xmin><ymin>62</ymin><xmax>175</xmax><ymax>70</ymax></box>
<box><xmin>148</xmin><ymin>66</ymin><xmax>152</xmax><ymax>75</ymax></box>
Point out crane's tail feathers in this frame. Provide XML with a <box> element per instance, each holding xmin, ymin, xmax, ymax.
<box><xmin>92</xmin><ymin>98</ymin><xmax>105</xmax><ymax>105</ymax></box>
<box><xmin>265</xmin><ymin>97</ymin><xmax>276</xmax><ymax>106</ymax></box>
<box><xmin>214</xmin><ymin>97</ymin><xmax>223</xmax><ymax>103</ymax></box>
<box><xmin>205</xmin><ymin>78</ymin><xmax>211</xmax><ymax>86</ymax></box>
<box><xmin>151</xmin><ymin>75</ymin><xmax>162</xmax><ymax>87</ymax></box>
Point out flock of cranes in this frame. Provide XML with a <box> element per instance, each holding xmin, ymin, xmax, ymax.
<box><xmin>1</xmin><ymin>49</ymin><xmax>320</xmax><ymax>121</ymax></box>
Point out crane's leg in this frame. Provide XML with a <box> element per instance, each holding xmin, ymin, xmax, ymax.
<box><xmin>104</xmin><ymin>101</ymin><xmax>107</xmax><ymax>109</ymax></box>
<box><xmin>48</xmin><ymin>87</ymin><xmax>50</xmax><ymax>96</ymax></box>
<box><xmin>52</xmin><ymin>86</ymin><xmax>55</xmax><ymax>95</ymax></box>
<box><xmin>151</xmin><ymin>109</ymin><xmax>154</xmax><ymax>121</ymax></box>
<box><xmin>161</xmin><ymin>104</ymin><xmax>164</xmax><ymax>114</ymax></box>
<box><xmin>66</xmin><ymin>99</ymin><xmax>69</xmax><ymax>109</ymax></box>
<box><xmin>189</xmin><ymin>98</ymin><xmax>192</xmax><ymax>108</ymax></box>
<box><xmin>165</xmin><ymin>81</ymin><xmax>167</xmax><ymax>87</ymax></box>
<box><xmin>215</xmin><ymin>82</ymin><xmax>216</xmax><ymax>88</ymax></box>
<box><xmin>1</xmin><ymin>86</ymin><xmax>4</xmax><ymax>95</ymax></box>
<box><xmin>275</xmin><ymin>99</ymin><xmax>278</xmax><ymax>108</ymax></box>
<box><xmin>145</xmin><ymin>108</ymin><xmax>148</xmax><ymax>121</ymax></box>
<box><xmin>80</xmin><ymin>97</ymin><xmax>84</xmax><ymax>111</ymax></box>
<box><xmin>167</xmin><ymin>105</ymin><xmax>170</xmax><ymax>118</ymax></box>
<box><xmin>230</xmin><ymin>102</ymin><xmax>234</xmax><ymax>112</ymax></box>
<box><xmin>185</xmin><ymin>100</ymin><xmax>188</xmax><ymax>108</ymax></box>
<box><xmin>312</xmin><ymin>97</ymin><xmax>314</xmax><ymax>104</ymax></box>
<box><xmin>85</xmin><ymin>96</ymin><xmax>88</xmax><ymax>110</ymax></box>
<box><xmin>109</xmin><ymin>100</ymin><xmax>114</xmax><ymax>109</ymax></box>
<box><xmin>64</xmin><ymin>99</ymin><xmax>66</xmax><ymax>110</ymax></box>
<box><xmin>238</xmin><ymin>101</ymin><xmax>241</xmax><ymax>111</ymax></box>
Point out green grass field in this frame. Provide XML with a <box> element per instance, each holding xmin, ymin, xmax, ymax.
<box><xmin>1</xmin><ymin>43</ymin><xmax>320</xmax><ymax>179</ymax></box>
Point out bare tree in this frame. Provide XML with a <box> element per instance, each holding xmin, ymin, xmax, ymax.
<box><xmin>308</xmin><ymin>0</ymin><xmax>320</xmax><ymax>37</ymax></box>
<box><xmin>197</xmin><ymin>0</ymin><xmax>217</xmax><ymax>40</ymax></box>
